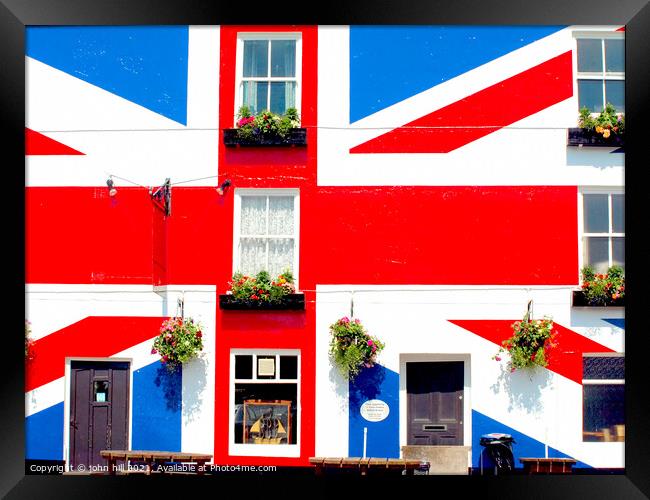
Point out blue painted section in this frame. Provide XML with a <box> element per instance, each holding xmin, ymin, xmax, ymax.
<box><xmin>472</xmin><ymin>410</ymin><xmax>591</xmax><ymax>469</ymax></box>
<box><xmin>26</xmin><ymin>26</ymin><xmax>189</xmax><ymax>125</ymax></box>
<box><xmin>603</xmin><ymin>318</ymin><xmax>625</xmax><ymax>329</ymax></box>
<box><xmin>132</xmin><ymin>361</ymin><xmax>182</xmax><ymax>451</ymax></box>
<box><xmin>25</xmin><ymin>403</ymin><xmax>64</xmax><ymax>460</ymax></box>
<box><xmin>349</xmin><ymin>25</ymin><xmax>564</xmax><ymax>122</ymax></box>
<box><xmin>349</xmin><ymin>364</ymin><xmax>400</xmax><ymax>458</ymax></box>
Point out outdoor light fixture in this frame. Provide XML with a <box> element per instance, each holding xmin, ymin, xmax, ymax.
<box><xmin>106</xmin><ymin>177</ymin><xmax>117</xmax><ymax>197</ymax></box>
<box><xmin>150</xmin><ymin>178</ymin><xmax>172</xmax><ymax>216</ymax></box>
<box><xmin>216</xmin><ymin>179</ymin><xmax>232</xmax><ymax>196</ymax></box>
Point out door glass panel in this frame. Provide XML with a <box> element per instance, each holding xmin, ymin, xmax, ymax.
<box><xmin>93</xmin><ymin>380</ymin><xmax>109</xmax><ymax>402</ymax></box>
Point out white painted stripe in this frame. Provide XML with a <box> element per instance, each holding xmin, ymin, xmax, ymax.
<box><xmin>186</xmin><ymin>26</ymin><xmax>220</xmax><ymax>129</ymax></box>
<box><xmin>25</xmin><ymin>337</ymin><xmax>160</xmax><ymax>417</ymax></box>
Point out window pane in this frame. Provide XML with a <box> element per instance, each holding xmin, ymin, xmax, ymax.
<box><xmin>578</xmin><ymin>80</ymin><xmax>604</xmax><ymax>112</ymax></box>
<box><xmin>242</xmin><ymin>81</ymin><xmax>269</xmax><ymax>116</ymax></box>
<box><xmin>240</xmin><ymin>238</ymin><xmax>267</xmax><ymax>276</ymax></box>
<box><xmin>612</xmin><ymin>194</ymin><xmax>624</xmax><ymax>233</ymax></box>
<box><xmin>234</xmin><ymin>383</ymin><xmax>297</xmax><ymax>445</ymax></box>
<box><xmin>93</xmin><ymin>381</ymin><xmax>109</xmax><ymax>402</ymax></box>
<box><xmin>583</xmin><ymin>384</ymin><xmax>624</xmax><ymax>442</ymax></box>
<box><xmin>583</xmin><ymin>194</ymin><xmax>609</xmax><ymax>232</ymax></box>
<box><xmin>585</xmin><ymin>237</ymin><xmax>609</xmax><ymax>272</ymax></box>
<box><xmin>577</xmin><ymin>39</ymin><xmax>603</xmax><ymax>72</ymax></box>
<box><xmin>280</xmin><ymin>356</ymin><xmax>298</xmax><ymax>380</ymax></box>
<box><xmin>241</xmin><ymin>196</ymin><xmax>267</xmax><ymax>235</ymax></box>
<box><xmin>612</xmin><ymin>237</ymin><xmax>625</xmax><ymax>269</ymax></box>
<box><xmin>268</xmin><ymin>196</ymin><xmax>294</xmax><ymax>235</ymax></box>
<box><xmin>271</xmin><ymin>40</ymin><xmax>296</xmax><ymax>77</ymax></box>
<box><xmin>268</xmin><ymin>238</ymin><xmax>294</xmax><ymax>277</ymax></box>
<box><xmin>235</xmin><ymin>355</ymin><xmax>253</xmax><ymax>379</ymax></box>
<box><xmin>583</xmin><ymin>356</ymin><xmax>624</xmax><ymax>379</ymax></box>
<box><xmin>243</xmin><ymin>40</ymin><xmax>268</xmax><ymax>77</ymax></box>
<box><xmin>270</xmin><ymin>82</ymin><xmax>296</xmax><ymax>115</ymax></box>
<box><xmin>605</xmin><ymin>39</ymin><xmax>624</xmax><ymax>73</ymax></box>
<box><xmin>605</xmin><ymin>80</ymin><xmax>625</xmax><ymax>113</ymax></box>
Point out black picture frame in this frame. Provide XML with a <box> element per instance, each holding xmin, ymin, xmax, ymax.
<box><xmin>3</xmin><ymin>0</ymin><xmax>649</xmax><ymax>498</ymax></box>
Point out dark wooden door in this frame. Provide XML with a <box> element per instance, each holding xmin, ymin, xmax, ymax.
<box><xmin>407</xmin><ymin>361</ymin><xmax>464</xmax><ymax>445</ymax></box>
<box><xmin>70</xmin><ymin>361</ymin><xmax>129</xmax><ymax>468</ymax></box>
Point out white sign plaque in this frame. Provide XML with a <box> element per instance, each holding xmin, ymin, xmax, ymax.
<box><xmin>360</xmin><ymin>399</ymin><xmax>390</xmax><ymax>422</ymax></box>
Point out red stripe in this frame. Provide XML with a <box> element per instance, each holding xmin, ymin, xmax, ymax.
<box><xmin>350</xmin><ymin>51</ymin><xmax>573</xmax><ymax>154</ymax></box>
<box><xmin>25</xmin><ymin>128</ymin><xmax>84</xmax><ymax>155</ymax></box>
<box><xmin>616</xmin><ymin>26</ymin><xmax>625</xmax><ymax>32</ymax></box>
<box><xmin>449</xmin><ymin>320</ymin><xmax>615</xmax><ymax>384</ymax></box>
<box><xmin>25</xmin><ymin>316</ymin><xmax>165</xmax><ymax>392</ymax></box>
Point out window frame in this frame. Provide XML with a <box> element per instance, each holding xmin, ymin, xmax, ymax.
<box><xmin>233</xmin><ymin>188</ymin><xmax>300</xmax><ymax>287</ymax></box>
<box><xmin>229</xmin><ymin>349</ymin><xmax>301</xmax><ymax>458</ymax></box>
<box><xmin>582</xmin><ymin>352</ymin><xmax>625</xmax><ymax>443</ymax></box>
<box><xmin>577</xmin><ymin>187</ymin><xmax>625</xmax><ymax>273</ymax></box>
<box><xmin>234</xmin><ymin>32</ymin><xmax>302</xmax><ymax>121</ymax></box>
<box><xmin>573</xmin><ymin>31</ymin><xmax>625</xmax><ymax>114</ymax></box>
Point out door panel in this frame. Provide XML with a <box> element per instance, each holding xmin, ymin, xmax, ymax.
<box><xmin>406</xmin><ymin>361</ymin><xmax>464</xmax><ymax>446</ymax></box>
<box><xmin>70</xmin><ymin>361</ymin><xmax>130</xmax><ymax>468</ymax></box>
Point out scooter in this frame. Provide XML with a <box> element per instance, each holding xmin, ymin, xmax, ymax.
<box><xmin>479</xmin><ymin>433</ymin><xmax>516</xmax><ymax>474</ymax></box>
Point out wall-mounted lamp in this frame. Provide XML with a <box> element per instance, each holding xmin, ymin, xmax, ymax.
<box><xmin>150</xmin><ymin>178</ymin><xmax>172</xmax><ymax>216</ymax></box>
<box><xmin>106</xmin><ymin>176</ymin><xmax>117</xmax><ymax>197</ymax></box>
<box><xmin>216</xmin><ymin>179</ymin><xmax>232</xmax><ymax>196</ymax></box>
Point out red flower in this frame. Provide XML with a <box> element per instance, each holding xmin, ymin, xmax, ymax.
<box><xmin>251</xmin><ymin>295</ymin><xmax>259</xmax><ymax>300</ymax></box>
<box><xmin>196</xmin><ymin>331</ymin><xmax>202</xmax><ymax>338</ymax></box>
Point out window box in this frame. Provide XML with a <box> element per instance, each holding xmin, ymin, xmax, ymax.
<box><xmin>567</xmin><ymin>128</ymin><xmax>624</xmax><ymax>148</ymax></box>
<box><xmin>572</xmin><ymin>290</ymin><xmax>624</xmax><ymax>307</ymax></box>
<box><xmin>219</xmin><ymin>293</ymin><xmax>305</xmax><ymax>310</ymax></box>
<box><xmin>223</xmin><ymin>127</ymin><xmax>307</xmax><ymax>147</ymax></box>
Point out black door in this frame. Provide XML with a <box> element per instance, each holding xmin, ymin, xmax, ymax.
<box><xmin>70</xmin><ymin>361</ymin><xmax>130</xmax><ymax>468</ymax></box>
<box><xmin>407</xmin><ymin>361</ymin><xmax>464</xmax><ymax>445</ymax></box>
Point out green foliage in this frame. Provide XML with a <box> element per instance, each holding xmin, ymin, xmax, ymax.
<box><xmin>229</xmin><ymin>269</ymin><xmax>296</xmax><ymax>303</ymax></box>
<box><xmin>580</xmin><ymin>265</ymin><xmax>625</xmax><ymax>305</ymax></box>
<box><xmin>234</xmin><ymin>107</ymin><xmax>301</xmax><ymax>141</ymax></box>
<box><xmin>329</xmin><ymin>317</ymin><xmax>385</xmax><ymax>380</ymax></box>
<box><xmin>152</xmin><ymin>317</ymin><xmax>204</xmax><ymax>371</ymax></box>
<box><xmin>578</xmin><ymin>103</ymin><xmax>625</xmax><ymax>139</ymax></box>
<box><xmin>494</xmin><ymin>309</ymin><xmax>556</xmax><ymax>372</ymax></box>
<box><xmin>25</xmin><ymin>320</ymin><xmax>33</xmax><ymax>360</ymax></box>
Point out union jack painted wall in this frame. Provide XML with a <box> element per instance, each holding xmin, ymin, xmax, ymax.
<box><xmin>25</xmin><ymin>24</ymin><xmax>625</xmax><ymax>470</ymax></box>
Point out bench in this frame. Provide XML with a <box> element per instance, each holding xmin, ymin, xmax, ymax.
<box><xmin>100</xmin><ymin>450</ymin><xmax>213</xmax><ymax>476</ymax></box>
<box><xmin>309</xmin><ymin>457</ymin><xmax>427</xmax><ymax>476</ymax></box>
<box><xmin>519</xmin><ymin>457</ymin><xmax>577</xmax><ymax>474</ymax></box>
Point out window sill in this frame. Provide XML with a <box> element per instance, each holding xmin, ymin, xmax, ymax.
<box><xmin>223</xmin><ymin>128</ymin><xmax>307</xmax><ymax>147</ymax></box>
<box><xmin>219</xmin><ymin>293</ymin><xmax>305</xmax><ymax>310</ymax></box>
<box><xmin>567</xmin><ymin>128</ymin><xmax>624</xmax><ymax>149</ymax></box>
<box><xmin>572</xmin><ymin>290</ymin><xmax>624</xmax><ymax>307</ymax></box>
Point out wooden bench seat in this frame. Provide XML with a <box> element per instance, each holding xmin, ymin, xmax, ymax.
<box><xmin>309</xmin><ymin>457</ymin><xmax>426</xmax><ymax>476</ymax></box>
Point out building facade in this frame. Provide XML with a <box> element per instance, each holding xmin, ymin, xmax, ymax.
<box><xmin>25</xmin><ymin>25</ymin><xmax>625</xmax><ymax>471</ymax></box>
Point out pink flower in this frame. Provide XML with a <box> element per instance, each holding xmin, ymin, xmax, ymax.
<box><xmin>367</xmin><ymin>340</ymin><xmax>373</xmax><ymax>346</ymax></box>
<box><xmin>162</xmin><ymin>355</ymin><xmax>169</xmax><ymax>363</ymax></box>
<box><xmin>340</xmin><ymin>317</ymin><xmax>350</xmax><ymax>324</ymax></box>
<box><xmin>151</xmin><ymin>348</ymin><xmax>157</xmax><ymax>355</ymax></box>
<box><xmin>495</xmin><ymin>356</ymin><xmax>501</xmax><ymax>362</ymax></box>
<box><xmin>354</xmin><ymin>319</ymin><xmax>361</xmax><ymax>324</ymax></box>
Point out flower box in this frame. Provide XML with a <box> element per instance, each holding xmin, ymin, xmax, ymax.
<box><xmin>567</xmin><ymin>128</ymin><xmax>624</xmax><ymax>148</ymax></box>
<box><xmin>572</xmin><ymin>290</ymin><xmax>624</xmax><ymax>307</ymax></box>
<box><xmin>219</xmin><ymin>293</ymin><xmax>305</xmax><ymax>310</ymax></box>
<box><xmin>223</xmin><ymin>128</ymin><xmax>307</xmax><ymax>147</ymax></box>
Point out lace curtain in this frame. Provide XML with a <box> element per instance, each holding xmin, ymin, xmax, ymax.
<box><xmin>239</xmin><ymin>196</ymin><xmax>294</xmax><ymax>277</ymax></box>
